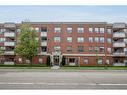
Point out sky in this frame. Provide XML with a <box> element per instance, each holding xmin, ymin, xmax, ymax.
<box><xmin>0</xmin><ymin>6</ymin><xmax>127</xmax><ymax>23</ymax></box>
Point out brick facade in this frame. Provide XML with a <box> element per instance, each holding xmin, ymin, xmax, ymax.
<box><xmin>0</xmin><ymin>22</ymin><xmax>126</xmax><ymax>66</ymax></box>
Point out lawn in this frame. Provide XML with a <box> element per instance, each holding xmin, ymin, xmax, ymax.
<box><xmin>0</xmin><ymin>64</ymin><xmax>127</xmax><ymax>70</ymax></box>
<box><xmin>61</xmin><ymin>66</ymin><xmax>127</xmax><ymax>70</ymax></box>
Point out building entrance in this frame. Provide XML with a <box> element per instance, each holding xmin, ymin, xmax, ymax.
<box><xmin>50</xmin><ymin>52</ymin><xmax>62</xmax><ymax>66</ymax></box>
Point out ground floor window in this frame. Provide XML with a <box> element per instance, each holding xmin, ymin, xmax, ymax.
<box><xmin>83</xmin><ymin>58</ymin><xmax>88</xmax><ymax>64</ymax></box>
<box><xmin>98</xmin><ymin>59</ymin><xmax>102</xmax><ymax>64</ymax></box>
<box><xmin>39</xmin><ymin>58</ymin><xmax>43</xmax><ymax>64</ymax></box>
<box><xmin>19</xmin><ymin>58</ymin><xmax>22</xmax><ymax>63</ymax></box>
<box><xmin>69</xmin><ymin>58</ymin><xmax>75</xmax><ymax>63</ymax></box>
<box><xmin>26</xmin><ymin>60</ymin><xmax>30</xmax><ymax>64</ymax></box>
<box><xmin>106</xmin><ymin>59</ymin><xmax>110</xmax><ymax>64</ymax></box>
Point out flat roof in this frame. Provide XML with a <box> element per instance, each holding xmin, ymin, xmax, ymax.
<box><xmin>24</xmin><ymin>22</ymin><xmax>107</xmax><ymax>24</ymax></box>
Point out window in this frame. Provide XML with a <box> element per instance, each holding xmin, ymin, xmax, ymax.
<box><xmin>100</xmin><ymin>37</ymin><xmax>104</xmax><ymax>43</ymax></box>
<box><xmin>41</xmin><ymin>37</ymin><xmax>47</xmax><ymax>42</ymax></box>
<box><xmin>78</xmin><ymin>46</ymin><xmax>84</xmax><ymax>52</ymax></box>
<box><xmin>107</xmin><ymin>38</ymin><xmax>111</xmax><ymax>43</ymax></box>
<box><xmin>89</xmin><ymin>37</ymin><xmax>93</xmax><ymax>42</ymax></box>
<box><xmin>98</xmin><ymin>59</ymin><xmax>103</xmax><ymax>64</ymax></box>
<box><xmin>89</xmin><ymin>46</ymin><xmax>93</xmax><ymax>52</ymax></box>
<box><xmin>17</xmin><ymin>29</ymin><xmax>21</xmax><ymax>32</ymax></box>
<box><xmin>77</xmin><ymin>27</ymin><xmax>84</xmax><ymax>33</ymax></box>
<box><xmin>67</xmin><ymin>37</ymin><xmax>72</xmax><ymax>42</ymax></box>
<box><xmin>19</xmin><ymin>58</ymin><xmax>22</xmax><ymax>63</ymax></box>
<box><xmin>0</xmin><ymin>47</ymin><xmax>5</xmax><ymax>50</ymax></box>
<box><xmin>54</xmin><ymin>37</ymin><xmax>61</xmax><ymax>42</ymax></box>
<box><xmin>100</xmin><ymin>28</ymin><xmax>105</xmax><ymax>33</ymax></box>
<box><xmin>106</xmin><ymin>59</ymin><xmax>110</xmax><ymax>64</ymax></box>
<box><xmin>67</xmin><ymin>27</ymin><xmax>72</xmax><ymax>33</ymax></box>
<box><xmin>41</xmin><ymin>46</ymin><xmax>47</xmax><ymax>52</ymax></box>
<box><xmin>40</xmin><ymin>27</ymin><xmax>47</xmax><ymax>32</ymax></box>
<box><xmin>89</xmin><ymin>28</ymin><xmax>93</xmax><ymax>33</ymax></box>
<box><xmin>124</xmin><ymin>39</ymin><xmax>127</xmax><ymax>44</ymax></box>
<box><xmin>39</xmin><ymin>58</ymin><xmax>43</xmax><ymax>64</ymax></box>
<box><xmin>107</xmin><ymin>29</ymin><xmax>112</xmax><ymax>34</ymax></box>
<box><xmin>95</xmin><ymin>47</ymin><xmax>99</xmax><ymax>52</ymax></box>
<box><xmin>95</xmin><ymin>37</ymin><xmax>99</xmax><ymax>42</ymax></box>
<box><xmin>95</xmin><ymin>28</ymin><xmax>99</xmax><ymax>33</ymax></box>
<box><xmin>0</xmin><ymin>29</ymin><xmax>5</xmax><ymax>34</ymax></box>
<box><xmin>69</xmin><ymin>58</ymin><xmax>75</xmax><ymax>63</ymax></box>
<box><xmin>77</xmin><ymin>37</ymin><xmax>84</xmax><ymax>43</ymax></box>
<box><xmin>100</xmin><ymin>47</ymin><xmax>105</xmax><ymax>53</ymax></box>
<box><xmin>84</xmin><ymin>59</ymin><xmax>88</xmax><ymax>64</ymax></box>
<box><xmin>54</xmin><ymin>46</ymin><xmax>61</xmax><ymax>52</ymax></box>
<box><xmin>54</xmin><ymin>27</ymin><xmax>61</xmax><ymax>33</ymax></box>
<box><xmin>26</xmin><ymin>60</ymin><xmax>30</xmax><ymax>64</ymax></box>
<box><xmin>107</xmin><ymin>48</ymin><xmax>111</xmax><ymax>53</ymax></box>
<box><xmin>35</xmin><ymin>27</ymin><xmax>40</xmax><ymax>32</ymax></box>
<box><xmin>66</xmin><ymin>46</ymin><xmax>72</xmax><ymax>52</ymax></box>
<box><xmin>0</xmin><ymin>38</ymin><xmax>5</xmax><ymax>42</ymax></box>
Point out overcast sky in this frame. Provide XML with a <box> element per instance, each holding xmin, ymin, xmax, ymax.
<box><xmin>0</xmin><ymin>6</ymin><xmax>127</xmax><ymax>23</ymax></box>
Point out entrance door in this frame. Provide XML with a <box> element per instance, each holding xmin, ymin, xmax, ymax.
<box><xmin>53</xmin><ymin>56</ymin><xmax>59</xmax><ymax>66</ymax></box>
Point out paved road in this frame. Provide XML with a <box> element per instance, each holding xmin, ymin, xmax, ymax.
<box><xmin>0</xmin><ymin>69</ymin><xmax>127</xmax><ymax>89</ymax></box>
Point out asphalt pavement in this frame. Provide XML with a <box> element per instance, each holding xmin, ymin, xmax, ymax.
<box><xmin>0</xmin><ymin>69</ymin><xmax>127</xmax><ymax>89</ymax></box>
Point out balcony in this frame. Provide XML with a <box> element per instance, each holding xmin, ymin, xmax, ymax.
<box><xmin>4</xmin><ymin>23</ymin><xmax>16</xmax><ymax>28</ymax></box>
<box><xmin>4</xmin><ymin>32</ymin><xmax>15</xmax><ymax>37</ymax></box>
<box><xmin>113</xmin><ymin>63</ymin><xmax>125</xmax><ymax>66</ymax></box>
<box><xmin>4</xmin><ymin>51</ymin><xmax>14</xmax><ymax>55</ymax></box>
<box><xmin>40</xmin><ymin>52</ymin><xmax>47</xmax><ymax>55</ymax></box>
<box><xmin>41</xmin><ymin>32</ymin><xmax>47</xmax><ymax>37</ymax></box>
<box><xmin>113</xmin><ymin>52</ymin><xmax>125</xmax><ymax>56</ymax></box>
<box><xmin>113</xmin><ymin>32</ymin><xmax>125</xmax><ymax>38</ymax></box>
<box><xmin>4</xmin><ymin>61</ymin><xmax>14</xmax><ymax>65</ymax></box>
<box><xmin>113</xmin><ymin>23</ymin><xmax>126</xmax><ymax>28</ymax></box>
<box><xmin>4</xmin><ymin>42</ymin><xmax>15</xmax><ymax>46</ymax></box>
<box><xmin>41</xmin><ymin>41</ymin><xmax>47</xmax><ymax>46</ymax></box>
<box><xmin>113</xmin><ymin>42</ymin><xmax>125</xmax><ymax>47</ymax></box>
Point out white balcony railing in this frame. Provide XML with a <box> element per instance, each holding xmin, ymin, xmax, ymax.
<box><xmin>4</xmin><ymin>32</ymin><xmax>15</xmax><ymax>37</ymax></box>
<box><xmin>4</xmin><ymin>42</ymin><xmax>15</xmax><ymax>46</ymax></box>
<box><xmin>113</xmin><ymin>42</ymin><xmax>125</xmax><ymax>47</ymax></box>
<box><xmin>113</xmin><ymin>32</ymin><xmax>125</xmax><ymax>38</ymax></box>
<box><xmin>113</xmin><ymin>52</ymin><xmax>125</xmax><ymax>56</ymax></box>
<box><xmin>41</xmin><ymin>32</ymin><xmax>47</xmax><ymax>37</ymax></box>
<box><xmin>4</xmin><ymin>62</ymin><xmax>14</xmax><ymax>65</ymax></box>
<box><xmin>4</xmin><ymin>51</ymin><xmax>14</xmax><ymax>55</ymax></box>
<box><xmin>113</xmin><ymin>63</ymin><xmax>125</xmax><ymax>66</ymax></box>
<box><xmin>40</xmin><ymin>52</ymin><xmax>47</xmax><ymax>55</ymax></box>
<box><xmin>41</xmin><ymin>41</ymin><xmax>47</xmax><ymax>46</ymax></box>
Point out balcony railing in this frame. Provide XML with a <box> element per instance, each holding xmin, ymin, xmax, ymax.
<box><xmin>40</xmin><ymin>52</ymin><xmax>47</xmax><ymax>54</ymax></box>
<box><xmin>4</xmin><ymin>61</ymin><xmax>14</xmax><ymax>65</ymax></box>
<box><xmin>4</xmin><ymin>51</ymin><xmax>14</xmax><ymax>55</ymax></box>
<box><xmin>4</xmin><ymin>42</ymin><xmax>15</xmax><ymax>46</ymax></box>
<box><xmin>113</xmin><ymin>63</ymin><xmax>125</xmax><ymax>66</ymax></box>
<box><xmin>4</xmin><ymin>23</ymin><xmax>16</xmax><ymax>28</ymax></box>
<box><xmin>113</xmin><ymin>42</ymin><xmax>125</xmax><ymax>47</ymax></box>
<box><xmin>113</xmin><ymin>32</ymin><xmax>125</xmax><ymax>38</ymax></box>
<box><xmin>41</xmin><ymin>41</ymin><xmax>47</xmax><ymax>46</ymax></box>
<box><xmin>113</xmin><ymin>52</ymin><xmax>125</xmax><ymax>56</ymax></box>
<box><xmin>4</xmin><ymin>32</ymin><xmax>15</xmax><ymax>37</ymax></box>
<box><xmin>41</xmin><ymin>32</ymin><xmax>47</xmax><ymax>37</ymax></box>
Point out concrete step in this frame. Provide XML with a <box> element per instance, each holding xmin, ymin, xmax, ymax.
<box><xmin>51</xmin><ymin>66</ymin><xmax>60</xmax><ymax>69</ymax></box>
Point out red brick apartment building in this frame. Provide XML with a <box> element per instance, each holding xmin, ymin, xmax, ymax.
<box><xmin>0</xmin><ymin>22</ymin><xmax>127</xmax><ymax>66</ymax></box>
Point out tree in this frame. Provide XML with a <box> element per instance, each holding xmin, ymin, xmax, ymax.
<box><xmin>14</xmin><ymin>22</ymin><xmax>38</xmax><ymax>65</ymax></box>
<box><xmin>0</xmin><ymin>47</ymin><xmax>4</xmax><ymax>64</ymax></box>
